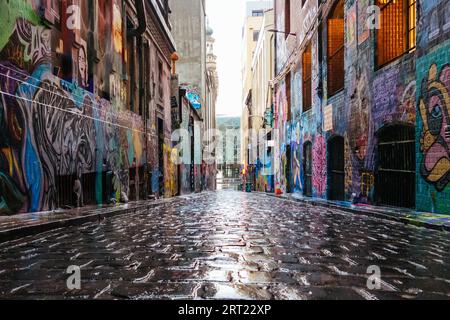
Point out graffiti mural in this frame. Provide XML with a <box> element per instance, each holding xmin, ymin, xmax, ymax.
<box><xmin>312</xmin><ymin>135</ymin><xmax>326</xmax><ymax>197</ymax></box>
<box><xmin>0</xmin><ymin>0</ymin><xmax>173</xmax><ymax>215</ymax></box>
<box><xmin>268</xmin><ymin>0</ymin><xmax>449</xmax><ymax>214</ymax></box>
<box><xmin>418</xmin><ymin>63</ymin><xmax>450</xmax><ymax>191</ymax></box>
<box><xmin>348</xmin><ymin>60</ymin><xmax>370</xmax><ymax>165</ymax></box>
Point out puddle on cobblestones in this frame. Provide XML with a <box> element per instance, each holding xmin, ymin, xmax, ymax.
<box><xmin>1</xmin><ymin>191</ymin><xmax>450</xmax><ymax>300</ymax></box>
<box><xmin>209</xmin><ymin>283</ymin><xmax>272</xmax><ymax>300</ymax></box>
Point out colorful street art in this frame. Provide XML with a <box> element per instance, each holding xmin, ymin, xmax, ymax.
<box><xmin>268</xmin><ymin>0</ymin><xmax>449</xmax><ymax>214</ymax></box>
<box><xmin>418</xmin><ymin>63</ymin><xmax>450</xmax><ymax>192</ymax></box>
<box><xmin>0</xmin><ymin>0</ymin><xmax>173</xmax><ymax>215</ymax></box>
<box><xmin>312</xmin><ymin>135</ymin><xmax>326</xmax><ymax>197</ymax></box>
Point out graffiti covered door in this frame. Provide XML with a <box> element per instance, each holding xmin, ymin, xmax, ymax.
<box><xmin>303</xmin><ymin>142</ymin><xmax>313</xmax><ymax>197</ymax></box>
<box><xmin>328</xmin><ymin>136</ymin><xmax>345</xmax><ymax>201</ymax></box>
<box><xmin>376</xmin><ymin>125</ymin><xmax>415</xmax><ymax>208</ymax></box>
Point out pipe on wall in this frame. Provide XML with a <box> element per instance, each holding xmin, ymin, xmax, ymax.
<box><xmin>128</xmin><ymin>0</ymin><xmax>147</xmax><ymax>38</ymax></box>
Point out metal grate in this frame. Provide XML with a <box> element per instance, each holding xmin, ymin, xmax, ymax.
<box><xmin>407</xmin><ymin>0</ymin><xmax>417</xmax><ymax>51</ymax></box>
<box><xmin>376</xmin><ymin>0</ymin><xmax>416</xmax><ymax>68</ymax></box>
<box><xmin>57</xmin><ymin>174</ymin><xmax>75</xmax><ymax>208</ymax></box>
<box><xmin>376</xmin><ymin>125</ymin><xmax>415</xmax><ymax>208</ymax></box>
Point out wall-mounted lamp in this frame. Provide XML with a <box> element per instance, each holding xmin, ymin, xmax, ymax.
<box><xmin>171</xmin><ymin>52</ymin><xmax>179</xmax><ymax>75</ymax></box>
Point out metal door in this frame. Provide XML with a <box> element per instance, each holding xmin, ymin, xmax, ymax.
<box><xmin>376</xmin><ymin>125</ymin><xmax>415</xmax><ymax>208</ymax></box>
<box><xmin>303</xmin><ymin>142</ymin><xmax>313</xmax><ymax>197</ymax></box>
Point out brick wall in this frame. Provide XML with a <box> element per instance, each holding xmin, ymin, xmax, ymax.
<box><xmin>271</xmin><ymin>0</ymin><xmax>449</xmax><ymax>214</ymax></box>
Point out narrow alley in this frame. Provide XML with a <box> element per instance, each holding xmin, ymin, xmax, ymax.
<box><xmin>0</xmin><ymin>191</ymin><xmax>448</xmax><ymax>300</ymax></box>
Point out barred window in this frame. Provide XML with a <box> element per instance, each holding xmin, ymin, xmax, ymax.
<box><xmin>327</xmin><ymin>0</ymin><xmax>345</xmax><ymax>97</ymax></box>
<box><xmin>302</xmin><ymin>43</ymin><xmax>312</xmax><ymax>112</ymax></box>
<box><xmin>407</xmin><ymin>0</ymin><xmax>417</xmax><ymax>50</ymax></box>
<box><xmin>376</xmin><ymin>0</ymin><xmax>416</xmax><ymax>68</ymax></box>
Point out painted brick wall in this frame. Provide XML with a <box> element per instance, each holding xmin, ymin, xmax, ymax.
<box><xmin>415</xmin><ymin>0</ymin><xmax>450</xmax><ymax>214</ymax></box>
<box><xmin>271</xmin><ymin>0</ymin><xmax>449</xmax><ymax>214</ymax></box>
<box><xmin>416</xmin><ymin>42</ymin><xmax>450</xmax><ymax>213</ymax></box>
<box><xmin>0</xmin><ymin>0</ymin><xmax>174</xmax><ymax>215</ymax></box>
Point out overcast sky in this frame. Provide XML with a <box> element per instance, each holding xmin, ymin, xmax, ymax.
<box><xmin>206</xmin><ymin>0</ymin><xmax>246</xmax><ymax>117</ymax></box>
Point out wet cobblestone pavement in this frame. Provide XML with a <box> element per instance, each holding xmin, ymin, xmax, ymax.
<box><xmin>0</xmin><ymin>191</ymin><xmax>449</xmax><ymax>300</ymax></box>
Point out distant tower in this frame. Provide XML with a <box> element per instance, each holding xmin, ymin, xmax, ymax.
<box><xmin>206</xmin><ymin>23</ymin><xmax>219</xmax><ymax>103</ymax></box>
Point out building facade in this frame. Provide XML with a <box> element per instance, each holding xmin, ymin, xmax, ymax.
<box><xmin>251</xmin><ymin>8</ymin><xmax>275</xmax><ymax>193</ymax></box>
<box><xmin>170</xmin><ymin>0</ymin><xmax>218</xmax><ymax>192</ymax></box>
<box><xmin>0</xmin><ymin>0</ymin><xmax>176</xmax><ymax>215</ymax></box>
<box><xmin>205</xmin><ymin>23</ymin><xmax>219</xmax><ymax>190</ymax></box>
<box><xmin>171</xmin><ymin>73</ymin><xmax>203</xmax><ymax>195</ymax></box>
<box><xmin>264</xmin><ymin>0</ymin><xmax>449</xmax><ymax>214</ymax></box>
<box><xmin>241</xmin><ymin>0</ymin><xmax>274</xmax><ymax>184</ymax></box>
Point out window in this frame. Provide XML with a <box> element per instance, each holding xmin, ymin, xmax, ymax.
<box><xmin>285</xmin><ymin>0</ymin><xmax>291</xmax><ymax>37</ymax></box>
<box><xmin>252</xmin><ymin>10</ymin><xmax>263</xmax><ymax>17</ymax></box>
<box><xmin>158</xmin><ymin>60</ymin><xmax>164</xmax><ymax>100</ymax></box>
<box><xmin>302</xmin><ymin>43</ymin><xmax>312</xmax><ymax>112</ymax></box>
<box><xmin>253</xmin><ymin>30</ymin><xmax>260</xmax><ymax>42</ymax></box>
<box><xmin>327</xmin><ymin>0</ymin><xmax>345</xmax><ymax>96</ymax></box>
<box><xmin>42</xmin><ymin>0</ymin><xmax>61</xmax><ymax>26</ymax></box>
<box><xmin>376</xmin><ymin>0</ymin><xmax>416</xmax><ymax>68</ymax></box>
<box><xmin>407</xmin><ymin>0</ymin><xmax>417</xmax><ymax>49</ymax></box>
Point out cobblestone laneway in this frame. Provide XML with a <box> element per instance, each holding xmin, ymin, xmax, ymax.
<box><xmin>0</xmin><ymin>191</ymin><xmax>449</xmax><ymax>300</ymax></box>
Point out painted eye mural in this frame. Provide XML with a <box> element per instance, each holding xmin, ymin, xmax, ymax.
<box><xmin>419</xmin><ymin>64</ymin><xmax>450</xmax><ymax>192</ymax></box>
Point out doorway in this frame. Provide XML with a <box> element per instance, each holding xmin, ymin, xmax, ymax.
<box><xmin>285</xmin><ymin>145</ymin><xmax>292</xmax><ymax>193</ymax></box>
<box><xmin>303</xmin><ymin>142</ymin><xmax>313</xmax><ymax>197</ymax></box>
<box><xmin>328</xmin><ymin>136</ymin><xmax>345</xmax><ymax>201</ymax></box>
<box><xmin>376</xmin><ymin>125</ymin><xmax>415</xmax><ymax>208</ymax></box>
